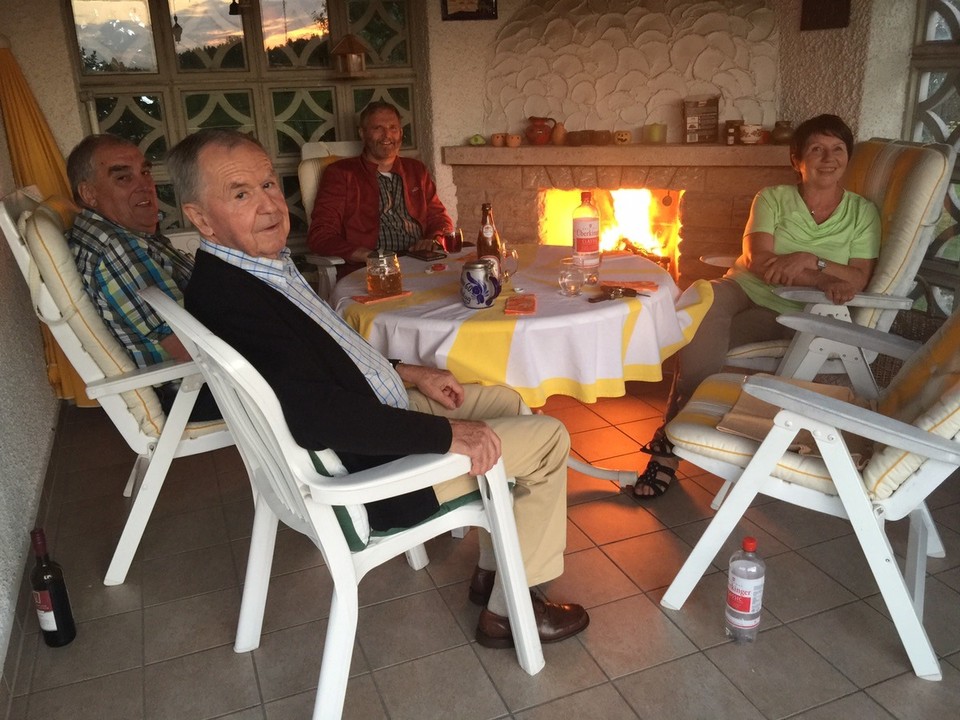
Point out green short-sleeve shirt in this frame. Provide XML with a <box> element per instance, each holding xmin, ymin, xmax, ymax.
<box><xmin>729</xmin><ymin>185</ymin><xmax>881</xmax><ymax>314</ymax></box>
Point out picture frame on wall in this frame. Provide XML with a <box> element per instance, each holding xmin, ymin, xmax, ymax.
<box><xmin>441</xmin><ymin>1</ymin><xmax>498</xmax><ymax>21</ymax></box>
<box><xmin>800</xmin><ymin>0</ymin><xmax>850</xmax><ymax>31</ymax></box>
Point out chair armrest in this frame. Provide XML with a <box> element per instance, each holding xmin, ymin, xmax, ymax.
<box><xmin>775</xmin><ymin>287</ymin><xmax>915</xmax><ymax>311</ymax></box>
<box><xmin>304</xmin><ymin>452</ymin><xmax>476</xmax><ymax>506</ymax></box>
<box><xmin>85</xmin><ymin>358</ymin><xmax>201</xmax><ymax>399</ymax></box>
<box><xmin>776</xmin><ymin>312</ymin><xmax>921</xmax><ymax>361</ymax></box>
<box><xmin>743</xmin><ymin>376</ymin><xmax>960</xmax><ymax>464</ymax></box>
<box><xmin>699</xmin><ymin>255</ymin><xmax>737</xmax><ymax>268</ymax></box>
<box><xmin>305</xmin><ymin>254</ymin><xmax>345</xmax><ymax>268</ymax></box>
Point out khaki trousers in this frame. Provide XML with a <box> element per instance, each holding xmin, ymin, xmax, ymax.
<box><xmin>408</xmin><ymin>384</ymin><xmax>570</xmax><ymax>586</ymax></box>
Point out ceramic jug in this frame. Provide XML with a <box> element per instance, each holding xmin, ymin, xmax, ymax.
<box><xmin>551</xmin><ymin>121</ymin><xmax>567</xmax><ymax>145</ymax></box>
<box><xmin>525</xmin><ymin>117</ymin><xmax>555</xmax><ymax>146</ymax></box>
<box><xmin>461</xmin><ymin>260</ymin><xmax>502</xmax><ymax>308</ymax></box>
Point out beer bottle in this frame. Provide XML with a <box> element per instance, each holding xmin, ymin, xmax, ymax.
<box><xmin>476</xmin><ymin>203</ymin><xmax>503</xmax><ymax>277</ymax></box>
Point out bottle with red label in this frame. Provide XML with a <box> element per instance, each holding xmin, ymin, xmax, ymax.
<box><xmin>30</xmin><ymin>527</ymin><xmax>76</xmax><ymax>647</ymax></box>
<box><xmin>725</xmin><ymin>536</ymin><xmax>765</xmax><ymax>644</ymax></box>
<box><xmin>572</xmin><ymin>191</ymin><xmax>601</xmax><ymax>284</ymax></box>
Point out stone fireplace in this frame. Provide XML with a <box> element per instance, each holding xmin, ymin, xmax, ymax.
<box><xmin>443</xmin><ymin>144</ymin><xmax>798</xmax><ymax>285</ymax></box>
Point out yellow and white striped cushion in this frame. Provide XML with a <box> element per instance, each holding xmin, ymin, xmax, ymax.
<box><xmin>845</xmin><ymin>139</ymin><xmax>954</xmax><ymax>329</ymax></box>
<box><xmin>867</xmin><ymin>311</ymin><xmax>960</xmax><ymax>498</ymax></box>
<box><xmin>665</xmin><ymin>373</ymin><xmax>838</xmax><ymax>495</ymax></box>
<box><xmin>20</xmin><ymin>201</ymin><xmax>168</xmax><ymax>439</ymax></box>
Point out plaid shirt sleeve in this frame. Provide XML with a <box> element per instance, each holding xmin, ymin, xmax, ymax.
<box><xmin>71</xmin><ymin>212</ymin><xmax>189</xmax><ymax>368</ymax></box>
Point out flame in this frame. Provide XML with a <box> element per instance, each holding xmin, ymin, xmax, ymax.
<box><xmin>538</xmin><ymin>187</ymin><xmax>684</xmax><ymax>277</ymax></box>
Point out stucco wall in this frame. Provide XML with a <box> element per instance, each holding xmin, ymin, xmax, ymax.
<box><xmin>777</xmin><ymin>0</ymin><xmax>914</xmax><ymax>139</ymax></box>
<box><xmin>424</xmin><ymin>0</ymin><xmax>780</xmax><ymax>226</ymax></box>
<box><xmin>0</xmin><ymin>1</ymin><xmax>83</xmax><ymax>706</ymax></box>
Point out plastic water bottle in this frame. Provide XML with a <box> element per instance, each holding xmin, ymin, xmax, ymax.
<box><xmin>725</xmin><ymin>536</ymin><xmax>764</xmax><ymax>644</ymax></box>
<box><xmin>572</xmin><ymin>191</ymin><xmax>601</xmax><ymax>284</ymax></box>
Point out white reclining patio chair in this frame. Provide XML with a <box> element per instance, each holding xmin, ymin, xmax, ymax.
<box><xmin>0</xmin><ymin>188</ymin><xmax>233</xmax><ymax>586</ymax></box>
<box><xmin>140</xmin><ymin>287</ymin><xmax>544</xmax><ymax>720</ymax></box>
<box><xmin>660</xmin><ymin>307</ymin><xmax>960</xmax><ymax>681</ymax></box>
<box><xmin>727</xmin><ymin>138</ymin><xmax>956</xmax><ymax>397</ymax></box>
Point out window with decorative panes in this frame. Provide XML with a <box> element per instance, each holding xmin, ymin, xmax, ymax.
<box><xmin>67</xmin><ymin>0</ymin><xmax>420</xmax><ymax>249</ymax></box>
<box><xmin>908</xmin><ymin>0</ymin><xmax>960</xmax><ymax>315</ymax></box>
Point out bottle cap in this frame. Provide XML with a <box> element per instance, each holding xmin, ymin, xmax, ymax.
<box><xmin>742</xmin><ymin>536</ymin><xmax>757</xmax><ymax>552</ymax></box>
<box><xmin>30</xmin><ymin>528</ymin><xmax>48</xmax><ymax>556</ymax></box>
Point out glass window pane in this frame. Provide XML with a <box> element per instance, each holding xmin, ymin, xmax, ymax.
<box><xmin>273</xmin><ymin>89</ymin><xmax>337</xmax><ymax>154</ymax></box>
<box><xmin>171</xmin><ymin>0</ymin><xmax>247</xmax><ymax>71</ymax></box>
<box><xmin>183</xmin><ymin>91</ymin><xmax>256</xmax><ymax>135</ymax></box>
<box><xmin>94</xmin><ymin>94</ymin><xmax>168</xmax><ymax>162</ymax></box>
<box><xmin>263</xmin><ymin>0</ymin><xmax>331</xmax><ymax>68</ymax></box>
<box><xmin>348</xmin><ymin>0</ymin><xmax>408</xmax><ymax>66</ymax></box>
<box><xmin>71</xmin><ymin>0</ymin><xmax>158</xmax><ymax>73</ymax></box>
<box><xmin>925</xmin><ymin>2</ymin><xmax>960</xmax><ymax>41</ymax></box>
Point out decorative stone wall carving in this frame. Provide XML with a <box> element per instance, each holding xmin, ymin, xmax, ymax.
<box><xmin>483</xmin><ymin>0</ymin><xmax>778</xmax><ymax>142</ymax></box>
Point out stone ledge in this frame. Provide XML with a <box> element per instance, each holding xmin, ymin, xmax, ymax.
<box><xmin>443</xmin><ymin>144</ymin><xmax>792</xmax><ymax>168</ymax></box>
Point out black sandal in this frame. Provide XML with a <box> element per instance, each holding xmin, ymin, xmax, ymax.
<box><xmin>632</xmin><ymin>460</ymin><xmax>677</xmax><ymax>500</ymax></box>
<box><xmin>637</xmin><ymin>427</ymin><xmax>675</xmax><ymax>459</ymax></box>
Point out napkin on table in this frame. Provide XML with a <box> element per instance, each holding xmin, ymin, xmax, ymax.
<box><xmin>504</xmin><ymin>294</ymin><xmax>537</xmax><ymax>315</ymax></box>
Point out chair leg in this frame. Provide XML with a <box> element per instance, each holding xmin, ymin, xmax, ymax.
<box><xmin>234</xmin><ymin>495</ymin><xmax>279</xmax><ymax>653</ymax></box>
<box><xmin>905</xmin><ymin>507</ymin><xmax>929</xmax><ymax>620</ymax></box>
<box><xmin>822</xmin><ymin>445</ymin><xmax>941</xmax><ymax>680</ymax></box>
<box><xmin>104</xmin><ymin>379</ymin><xmax>204</xmax><ymax>585</ymax></box>
<box><xmin>662</xmin><ymin>425</ymin><xmax>795</xmax><ymax>610</ymax></box>
<box><xmin>404</xmin><ymin>544</ymin><xmax>429</xmax><ymax>570</ymax></box>
<box><xmin>480</xmin><ymin>461</ymin><xmax>544</xmax><ymax>676</ymax></box>
<box><xmin>123</xmin><ymin>454</ymin><xmax>147</xmax><ymax>498</ymax></box>
<box><xmin>313</xmin><ymin>587</ymin><xmax>359</xmax><ymax>720</ymax></box>
<box><xmin>917</xmin><ymin>502</ymin><xmax>946</xmax><ymax>559</ymax></box>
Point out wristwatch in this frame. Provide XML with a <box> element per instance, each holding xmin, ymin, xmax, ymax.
<box><xmin>816</xmin><ymin>257</ymin><xmax>827</xmax><ymax>272</ymax></box>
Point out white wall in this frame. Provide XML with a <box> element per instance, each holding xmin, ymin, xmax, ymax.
<box><xmin>0</xmin><ymin>0</ymin><xmax>84</xmax><ymax>697</ymax></box>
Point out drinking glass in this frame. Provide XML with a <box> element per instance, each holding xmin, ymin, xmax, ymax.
<box><xmin>440</xmin><ymin>228</ymin><xmax>463</xmax><ymax>253</ymax></box>
<box><xmin>558</xmin><ymin>257</ymin><xmax>584</xmax><ymax>296</ymax></box>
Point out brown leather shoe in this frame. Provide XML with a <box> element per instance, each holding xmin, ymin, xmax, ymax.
<box><xmin>475</xmin><ymin>594</ymin><xmax>589</xmax><ymax>649</ymax></box>
<box><xmin>469</xmin><ymin>566</ymin><xmax>495</xmax><ymax>606</ymax></box>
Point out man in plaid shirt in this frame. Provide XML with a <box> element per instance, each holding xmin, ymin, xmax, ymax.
<box><xmin>66</xmin><ymin>134</ymin><xmax>218</xmax><ymax>419</ymax></box>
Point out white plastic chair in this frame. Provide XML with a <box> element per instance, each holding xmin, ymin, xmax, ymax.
<box><xmin>660</xmin><ymin>307</ymin><xmax>960</xmax><ymax>681</ymax></box>
<box><xmin>725</xmin><ymin>138</ymin><xmax>956</xmax><ymax>396</ymax></box>
<box><xmin>299</xmin><ymin>141</ymin><xmax>363</xmax><ymax>299</ymax></box>
<box><xmin>140</xmin><ymin>287</ymin><xmax>545</xmax><ymax>720</ymax></box>
<box><xmin>0</xmin><ymin>188</ymin><xmax>234</xmax><ymax>586</ymax></box>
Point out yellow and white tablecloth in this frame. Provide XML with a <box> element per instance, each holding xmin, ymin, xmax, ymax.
<box><xmin>332</xmin><ymin>245</ymin><xmax>713</xmax><ymax>407</ymax></box>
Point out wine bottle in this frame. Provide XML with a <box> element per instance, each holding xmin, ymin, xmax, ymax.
<box><xmin>30</xmin><ymin>528</ymin><xmax>76</xmax><ymax>647</ymax></box>
<box><xmin>476</xmin><ymin>202</ymin><xmax>503</xmax><ymax>277</ymax></box>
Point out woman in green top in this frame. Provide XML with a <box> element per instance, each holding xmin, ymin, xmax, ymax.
<box><xmin>634</xmin><ymin>114</ymin><xmax>881</xmax><ymax>499</ymax></box>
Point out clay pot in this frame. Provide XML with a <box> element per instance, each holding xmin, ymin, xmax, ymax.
<box><xmin>525</xmin><ymin>116</ymin><xmax>555</xmax><ymax>145</ymax></box>
<box><xmin>491</xmin><ymin>133</ymin><xmax>506</xmax><ymax>147</ymax></box>
<box><xmin>506</xmin><ymin>133</ymin><xmax>522</xmax><ymax>148</ymax></box>
<box><xmin>771</xmin><ymin>121</ymin><xmax>793</xmax><ymax>145</ymax></box>
<box><xmin>551</xmin><ymin>121</ymin><xmax>567</xmax><ymax>145</ymax></box>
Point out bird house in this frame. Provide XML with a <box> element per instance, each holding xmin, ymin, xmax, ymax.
<box><xmin>331</xmin><ymin>34</ymin><xmax>368</xmax><ymax>77</ymax></box>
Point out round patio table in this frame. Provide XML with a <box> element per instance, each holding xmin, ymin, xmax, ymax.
<box><xmin>331</xmin><ymin>244</ymin><xmax>712</xmax><ymax>408</ymax></box>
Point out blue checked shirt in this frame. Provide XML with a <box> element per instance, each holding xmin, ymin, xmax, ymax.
<box><xmin>199</xmin><ymin>240</ymin><xmax>409</xmax><ymax>409</ymax></box>
<box><xmin>69</xmin><ymin>209</ymin><xmax>193</xmax><ymax>369</ymax></box>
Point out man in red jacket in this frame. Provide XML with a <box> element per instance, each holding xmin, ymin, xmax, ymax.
<box><xmin>307</xmin><ymin>101</ymin><xmax>452</xmax><ymax>274</ymax></box>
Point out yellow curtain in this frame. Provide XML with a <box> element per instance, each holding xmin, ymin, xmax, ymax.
<box><xmin>0</xmin><ymin>34</ymin><xmax>95</xmax><ymax>406</ymax></box>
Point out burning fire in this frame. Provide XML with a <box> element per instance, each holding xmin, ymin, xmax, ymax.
<box><xmin>538</xmin><ymin>187</ymin><xmax>684</xmax><ymax>277</ymax></box>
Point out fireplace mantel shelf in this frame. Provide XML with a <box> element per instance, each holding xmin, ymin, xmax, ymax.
<box><xmin>443</xmin><ymin>144</ymin><xmax>791</xmax><ymax>167</ymax></box>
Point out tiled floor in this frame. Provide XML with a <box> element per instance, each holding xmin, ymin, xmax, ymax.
<box><xmin>6</xmin><ymin>378</ymin><xmax>960</xmax><ymax>720</ymax></box>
